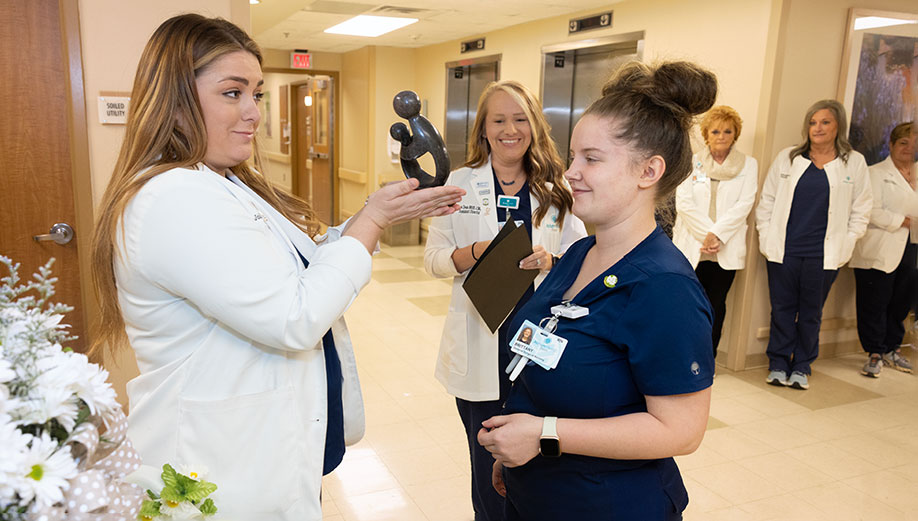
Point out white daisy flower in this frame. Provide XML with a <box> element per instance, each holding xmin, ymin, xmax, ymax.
<box><xmin>159</xmin><ymin>498</ymin><xmax>205</xmax><ymax>519</ymax></box>
<box><xmin>0</xmin><ymin>357</ymin><xmax>14</xmax><ymax>384</ymax></box>
<box><xmin>14</xmin><ymin>385</ymin><xmax>80</xmax><ymax>432</ymax></box>
<box><xmin>0</xmin><ymin>417</ymin><xmax>30</xmax><ymax>505</ymax></box>
<box><xmin>18</xmin><ymin>432</ymin><xmax>78</xmax><ymax>508</ymax></box>
<box><xmin>36</xmin><ymin>350</ymin><xmax>119</xmax><ymax>422</ymax></box>
<box><xmin>178</xmin><ymin>463</ymin><xmax>210</xmax><ymax>483</ymax></box>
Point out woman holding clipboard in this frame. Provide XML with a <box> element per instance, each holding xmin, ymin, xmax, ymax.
<box><xmin>424</xmin><ymin>80</ymin><xmax>585</xmax><ymax>521</ymax></box>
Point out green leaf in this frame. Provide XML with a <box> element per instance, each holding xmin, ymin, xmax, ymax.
<box><xmin>175</xmin><ymin>473</ymin><xmax>196</xmax><ymax>494</ymax></box>
<box><xmin>145</xmin><ymin>489</ymin><xmax>159</xmax><ymax>500</ymax></box>
<box><xmin>139</xmin><ymin>499</ymin><xmax>162</xmax><ymax>518</ymax></box>
<box><xmin>161</xmin><ymin>464</ymin><xmax>179</xmax><ymax>489</ymax></box>
<box><xmin>184</xmin><ymin>480</ymin><xmax>217</xmax><ymax>502</ymax></box>
<box><xmin>160</xmin><ymin>486</ymin><xmax>183</xmax><ymax>504</ymax></box>
<box><xmin>198</xmin><ymin>498</ymin><xmax>218</xmax><ymax>516</ymax></box>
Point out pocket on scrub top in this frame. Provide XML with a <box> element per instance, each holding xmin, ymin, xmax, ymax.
<box><xmin>177</xmin><ymin>387</ymin><xmax>307</xmax><ymax>513</ymax></box>
<box><xmin>442</xmin><ymin>311</ymin><xmax>469</xmax><ymax>376</ymax></box>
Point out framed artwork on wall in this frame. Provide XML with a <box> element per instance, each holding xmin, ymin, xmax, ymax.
<box><xmin>838</xmin><ymin>8</ymin><xmax>918</xmax><ymax>165</ymax></box>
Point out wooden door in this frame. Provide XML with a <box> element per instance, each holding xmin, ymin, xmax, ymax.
<box><xmin>0</xmin><ymin>0</ymin><xmax>90</xmax><ymax>350</ymax></box>
<box><xmin>310</xmin><ymin>78</ymin><xmax>334</xmax><ymax>225</ymax></box>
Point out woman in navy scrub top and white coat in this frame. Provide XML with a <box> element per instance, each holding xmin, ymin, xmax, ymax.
<box><xmin>425</xmin><ymin>80</ymin><xmax>586</xmax><ymax>521</ymax></box>
<box><xmin>89</xmin><ymin>15</ymin><xmax>464</xmax><ymax>521</ymax></box>
<box><xmin>755</xmin><ymin>99</ymin><xmax>871</xmax><ymax>390</ymax></box>
<box><xmin>477</xmin><ymin>61</ymin><xmax>717</xmax><ymax>521</ymax></box>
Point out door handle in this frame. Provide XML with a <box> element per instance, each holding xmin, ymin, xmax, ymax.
<box><xmin>33</xmin><ymin>223</ymin><xmax>74</xmax><ymax>245</ymax></box>
<box><xmin>309</xmin><ymin>152</ymin><xmax>329</xmax><ymax>160</ymax></box>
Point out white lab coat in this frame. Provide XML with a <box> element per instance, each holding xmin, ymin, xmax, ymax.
<box><xmin>424</xmin><ymin>160</ymin><xmax>587</xmax><ymax>401</ymax></box>
<box><xmin>849</xmin><ymin>157</ymin><xmax>918</xmax><ymax>273</ymax></box>
<box><xmin>755</xmin><ymin>146</ymin><xmax>872</xmax><ymax>269</ymax></box>
<box><xmin>672</xmin><ymin>153</ymin><xmax>758</xmax><ymax>269</ymax></box>
<box><xmin>116</xmin><ymin>165</ymin><xmax>369</xmax><ymax>521</ymax></box>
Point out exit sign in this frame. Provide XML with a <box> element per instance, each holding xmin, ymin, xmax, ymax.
<box><xmin>290</xmin><ymin>52</ymin><xmax>312</xmax><ymax>69</ymax></box>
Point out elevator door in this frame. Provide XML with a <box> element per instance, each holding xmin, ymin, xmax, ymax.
<box><xmin>445</xmin><ymin>61</ymin><xmax>498</xmax><ymax>167</ymax></box>
<box><xmin>542</xmin><ymin>41</ymin><xmax>640</xmax><ymax>163</ymax></box>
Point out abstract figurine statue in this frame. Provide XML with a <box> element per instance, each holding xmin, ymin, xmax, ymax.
<box><xmin>390</xmin><ymin>90</ymin><xmax>451</xmax><ymax>188</ymax></box>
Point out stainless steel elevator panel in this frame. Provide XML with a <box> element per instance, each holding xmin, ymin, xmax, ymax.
<box><xmin>541</xmin><ymin>35</ymin><xmax>642</xmax><ymax>164</ymax></box>
<box><xmin>445</xmin><ymin>67</ymin><xmax>471</xmax><ymax>167</ymax></box>
<box><xmin>542</xmin><ymin>50</ymin><xmax>576</xmax><ymax>163</ymax></box>
<box><xmin>444</xmin><ymin>59</ymin><xmax>499</xmax><ymax>167</ymax></box>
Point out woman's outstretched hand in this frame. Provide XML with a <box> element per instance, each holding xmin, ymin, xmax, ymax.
<box><xmin>346</xmin><ymin>178</ymin><xmax>465</xmax><ymax>253</ymax></box>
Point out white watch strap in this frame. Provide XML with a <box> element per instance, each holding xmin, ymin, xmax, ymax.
<box><xmin>542</xmin><ymin>416</ymin><xmax>558</xmax><ymax>437</ymax></box>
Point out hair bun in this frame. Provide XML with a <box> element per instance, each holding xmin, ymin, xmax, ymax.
<box><xmin>602</xmin><ymin>61</ymin><xmax>717</xmax><ymax>122</ymax></box>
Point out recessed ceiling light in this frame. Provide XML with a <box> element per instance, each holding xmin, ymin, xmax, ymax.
<box><xmin>854</xmin><ymin>16</ymin><xmax>917</xmax><ymax>31</ymax></box>
<box><xmin>324</xmin><ymin>15</ymin><xmax>418</xmax><ymax>37</ymax></box>
<box><xmin>250</xmin><ymin>0</ymin><xmax>260</xmax><ymax>4</ymax></box>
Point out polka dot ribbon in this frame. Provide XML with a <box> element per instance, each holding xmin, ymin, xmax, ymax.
<box><xmin>40</xmin><ymin>409</ymin><xmax>147</xmax><ymax>520</ymax></box>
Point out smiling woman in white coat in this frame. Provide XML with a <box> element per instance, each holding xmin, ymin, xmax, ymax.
<box><xmin>424</xmin><ymin>80</ymin><xmax>586</xmax><ymax>521</ymax></box>
<box><xmin>755</xmin><ymin>99</ymin><xmax>872</xmax><ymax>391</ymax></box>
<box><xmin>89</xmin><ymin>14</ymin><xmax>464</xmax><ymax>521</ymax></box>
<box><xmin>673</xmin><ymin>106</ymin><xmax>757</xmax><ymax>363</ymax></box>
<box><xmin>850</xmin><ymin>122</ymin><xmax>918</xmax><ymax>378</ymax></box>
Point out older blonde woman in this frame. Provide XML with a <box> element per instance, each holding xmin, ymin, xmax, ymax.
<box><xmin>850</xmin><ymin>122</ymin><xmax>917</xmax><ymax>377</ymax></box>
<box><xmin>673</xmin><ymin>106</ymin><xmax>757</xmax><ymax>363</ymax></box>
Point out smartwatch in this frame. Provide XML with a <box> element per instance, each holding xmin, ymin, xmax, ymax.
<box><xmin>539</xmin><ymin>416</ymin><xmax>561</xmax><ymax>457</ymax></box>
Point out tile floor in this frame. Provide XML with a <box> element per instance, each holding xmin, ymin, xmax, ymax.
<box><xmin>321</xmin><ymin>244</ymin><xmax>918</xmax><ymax>521</ymax></box>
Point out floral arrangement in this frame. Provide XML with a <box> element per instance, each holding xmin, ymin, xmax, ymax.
<box><xmin>0</xmin><ymin>256</ymin><xmax>144</xmax><ymax>520</ymax></box>
<box><xmin>137</xmin><ymin>465</ymin><xmax>217</xmax><ymax>520</ymax></box>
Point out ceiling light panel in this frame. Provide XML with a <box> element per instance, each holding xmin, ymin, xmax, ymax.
<box><xmin>324</xmin><ymin>15</ymin><xmax>418</xmax><ymax>37</ymax></box>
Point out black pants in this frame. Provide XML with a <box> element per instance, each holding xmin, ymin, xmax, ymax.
<box><xmin>695</xmin><ymin>261</ymin><xmax>736</xmax><ymax>361</ymax></box>
<box><xmin>854</xmin><ymin>243</ymin><xmax>918</xmax><ymax>355</ymax></box>
<box><xmin>457</xmin><ymin>397</ymin><xmax>506</xmax><ymax>521</ymax></box>
<box><xmin>766</xmin><ymin>257</ymin><xmax>837</xmax><ymax>375</ymax></box>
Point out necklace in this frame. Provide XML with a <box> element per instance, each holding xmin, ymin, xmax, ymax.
<box><xmin>499</xmin><ymin>178</ymin><xmax>516</xmax><ymax>186</ymax></box>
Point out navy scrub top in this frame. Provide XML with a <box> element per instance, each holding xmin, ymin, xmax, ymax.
<box><xmin>502</xmin><ymin>227</ymin><xmax>714</xmax><ymax>521</ymax></box>
<box><xmin>784</xmin><ymin>155</ymin><xmax>830</xmax><ymax>257</ymax></box>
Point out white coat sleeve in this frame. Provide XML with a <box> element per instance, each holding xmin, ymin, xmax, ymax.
<box><xmin>846</xmin><ymin>154</ymin><xmax>873</xmax><ymax>242</ymax></box>
<box><xmin>675</xmin><ymin>175</ymin><xmax>714</xmax><ymax>243</ymax></box>
<box><xmin>867</xmin><ymin>171</ymin><xmax>904</xmax><ymax>233</ymax></box>
<box><xmin>129</xmin><ymin>174</ymin><xmax>371</xmax><ymax>352</ymax></box>
<box><xmin>424</xmin><ymin>174</ymin><xmax>464</xmax><ymax>278</ymax></box>
<box><xmin>755</xmin><ymin>153</ymin><xmax>782</xmax><ymax>254</ymax></box>
<box><xmin>710</xmin><ymin>158</ymin><xmax>758</xmax><ymax>244</ymax></box>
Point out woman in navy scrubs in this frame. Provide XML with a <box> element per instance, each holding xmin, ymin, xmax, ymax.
<box><xmin>477</xmin><ymin>61</ymin><xmax>717</xmax><ymax>520</ymax></box>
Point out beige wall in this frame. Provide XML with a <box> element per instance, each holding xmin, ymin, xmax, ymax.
<box><xmin>340</xmin><ymin>47</ymin><xmax>372</xmax><ymax>217</ymax></box>
<box><xmin>78</xmin><ymin>0</ymin><xmax>249</xmax><ymax>206</ymax></box>
<box><xmin>414</xmin><ymin>0</ymin><xmax>773</xmax><ymax>157</ymax></box>
<box><xmin>77</xmin><ymin>0</ymin><xmax>250</xmax><ymax>408</ymax></box>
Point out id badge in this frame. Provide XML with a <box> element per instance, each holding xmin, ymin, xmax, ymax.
<box><xmin>510</xmin><ymin>320</ymin><xmax>568</xmax><ymax>371</ymax></box>
<box><xmin>498</xmin><ymin>219</ymin><xmax>525</xmax><ymax>230</ymax></box>
<box><xmin>497</xmin><ymin>195</ymin><xmax>520</xmax><ymax>210</ymax></box>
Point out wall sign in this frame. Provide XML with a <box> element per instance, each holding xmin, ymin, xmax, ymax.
<box><xmin>460</xmin><ymin>38</ymin><xmax>485</xmax><ymax>53</ymax></box>
<box><xmin>290</xmin><ymin>51</ymin><xmax>312</xmax><ymax>69</ymax></box>
<box><xmin>97</xmin><ymin>91</ymin><xmax>130</xmax><ymax>125</ymax></box>
<box><xmin>569</xmin><ymin>12</ymin><xmax>612</xmax><ymax>34</ymax></box>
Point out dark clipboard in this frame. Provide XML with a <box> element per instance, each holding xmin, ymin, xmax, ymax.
<box><xmin>462</xmin><ymin>219</ymin><xmax>538</xmax><ymax>333</ymax></box>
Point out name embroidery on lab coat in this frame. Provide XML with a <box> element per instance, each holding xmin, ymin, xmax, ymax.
<box><xmin>458</xmin><ymin>204</ymin><xmax>481</xmax><ymax>215</ymax></box>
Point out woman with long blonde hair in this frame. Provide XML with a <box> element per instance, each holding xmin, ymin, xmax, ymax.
<box><xmin>91</xmin><ymin>13</ymin><xmax>463</xmax><ymax>520</ymax></box>
<box><xmin>424</xmin><ymin>80</ymin><xmax>586</xmax><ymax>521</ymax></box>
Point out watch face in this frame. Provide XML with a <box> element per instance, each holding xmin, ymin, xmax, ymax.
<box><xmin>540</xmin><ymin>437</ymin><xmax>561</xmax><ymax>457</ymax></box>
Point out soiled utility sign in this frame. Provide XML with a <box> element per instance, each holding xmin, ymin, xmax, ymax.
<box><xmin>98</xmin><ymin>94</ymin><xmax>130</xmax><ymax>125</ymax></box>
